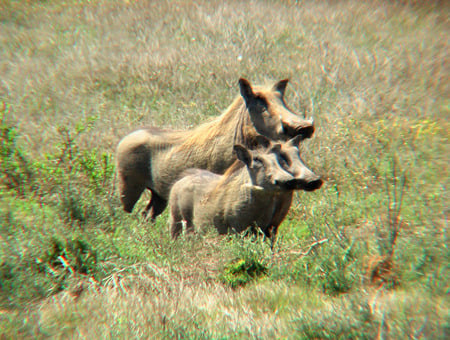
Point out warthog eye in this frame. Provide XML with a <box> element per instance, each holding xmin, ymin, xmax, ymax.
<box><xmin>255</xmin><ymin>95</ymin><xmax>268</xmax><ymax>107</ymax></box>
<box><xmin>252</xmin><ymin>157</ymin><xmax>263</xmax><ymax>167</ymax></box>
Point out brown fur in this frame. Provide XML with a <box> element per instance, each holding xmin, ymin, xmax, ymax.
<box><xmin>116</xmin><ymin>78</ymin><xmax>315</xmax><ymax>220</ymax></box>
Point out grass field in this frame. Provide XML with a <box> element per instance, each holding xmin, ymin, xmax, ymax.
<box><xmin>1</xmin><ymin>0</ymin><xmax>448</xmax><ymax>338</ymax></box>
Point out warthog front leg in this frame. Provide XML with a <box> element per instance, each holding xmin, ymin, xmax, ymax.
<box><xmin>119</xmin><ymin>176</ymin><xmax>146</xmax><ymax>214</ymax></box>
<box><xmin>170</xmin><ymin>219</ymin><xmax>195</xmax><ymax>239</ymax></box>
<box><xmin>142</xmin><ymin>190</ymin><xmax>168</xmax><ymax>221</ymax></box>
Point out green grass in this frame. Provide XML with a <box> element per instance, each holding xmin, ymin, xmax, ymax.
<box><xmin>0</xmin><ymin>0</ymin><xmax>448</xmax><ymax>338</ymax></box>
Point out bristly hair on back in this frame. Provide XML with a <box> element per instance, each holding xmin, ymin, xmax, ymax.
<box><xmin>175</xmin><ymin>94</ymin><xmax>258</xmax><ymax>154</ymax></box>
<box><xmin>200</xmin><ymin>159</ymin><xmax>246</xmax><ymax>204</ymax></box>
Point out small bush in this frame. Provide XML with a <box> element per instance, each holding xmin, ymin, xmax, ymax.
<box><xmin>221</xmin><ymin>257</ymin><xmax>267</xmax><ymax>288</ymax></box>
<box><xmin>220</xmin><ymin>235</ymin><xmax>270</xmax><ymax>288</ymax></box>
<box><xmin>0</xmin><ymin>232</ymin><xmax>102</xmax><ymax>309</ymax></box>
<box><xmin>0</xmin><ymin>105</ymin><xmax>36</xmax><ymax>196</ymax></box>
<box><xmin>41</xmin><ymin>237</ymin><xmax>99</xmax><ymax>277</ymax></box>
<box><xmin>293</xmin><ymin>241</ymin><xmax>361</xmax><ymax>296</ymax></box>
<box><xmin>0</xmin><ymin>112</ymin><xmax>115</xmax><ymax>225</ymax></box>
<box><xmin>50</xmin><ymin>123</ymin><xmax>115</xmax><ymax>224</ymax></box>
<box><xmin>320</xmin><ymin>250</ymin><xmax>358</xmax><ymax>295</ymax></box>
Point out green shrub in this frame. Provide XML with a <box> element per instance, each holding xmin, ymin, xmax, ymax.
<box><xmin>0</xmin><ymin>111</ymin><xmax>115</xmax><ymax>225</ymax></box>
<box><xmin>221</xmin><ymin>257</ymin><xmax>267</xmax><ymax>288</ymax></box>
<box><xmin>0</xmin><ymin>106</ymin><xmax>36</xmax><ymax>196</ymax></box>
<box><xmin>220</xmin><ymin>235</ymin><xmax>269</xmax><ymax>288</ymax></box>
<box><xmin>0</xmin><ymin>212</ymin><xmax>102</xmax><ymax>309</ymax></box>
<box><xmin>42</xmin><ymin>237</ymin><xmax>99</xmax><ymax>277</ymax></box>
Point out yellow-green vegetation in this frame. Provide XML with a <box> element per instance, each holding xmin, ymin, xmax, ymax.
<box><xmin>0</xmin><ymin>0</ymin><xmax>448</xmax><ymax>338</ymax></box>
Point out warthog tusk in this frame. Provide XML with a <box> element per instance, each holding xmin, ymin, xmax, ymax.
<box><xmin>279</xmin><ymin>115</ymin><xmax>285</xmax><ymax>133</ymax></box>
<box><xmin>242</xmin><ymin>183</ymin><xmax>264</xmax><ymax>191</ymax></box>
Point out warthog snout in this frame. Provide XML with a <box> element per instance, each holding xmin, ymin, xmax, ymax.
<box><xmin>303</xmin><ymin>178</ymin><xmax>323</xmax><ymax>191</ymax></box>
<box><xmin>281</xmin><ymin>118</ymin><xmax>315</xmax><ymax>140</ymax></box>
<box><xmin>294</xmin><ymin>175</ymin><xmax>323</xmax><ymax>192</ymax></box>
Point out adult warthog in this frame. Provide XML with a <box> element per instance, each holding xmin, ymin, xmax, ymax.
<box><xmin>116</xmin><ymin>78</ymin><xmax>315</xmax><ymax>220</ymax></box>
<box><xmin>168</xmin><ymin>137</ymin><xmax>322</xmax><ymax>240</ymax></box>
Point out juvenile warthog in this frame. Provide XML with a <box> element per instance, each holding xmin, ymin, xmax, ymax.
<box><xmin>168</xmin><ymin>138</ymin><xmax>323</xmax><ymax>240</ymax></box>
<box><xmin>116</xmin><ymin>78</ymin><xmax>315</xmax><ymax>220</ymax></box>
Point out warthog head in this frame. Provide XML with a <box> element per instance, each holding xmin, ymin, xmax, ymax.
<box><xmin>276</xmin><ymin>135</ymin><xmax>323</xmax><ymax>192</ymax></box>
<box><xmin>234</xmin><ymin>143</ymin><xmax>298</xmax><ymax>192</ymax></box>
<box><xmin>239</xmin><ymin>78</ymin><xmax>315</xmax><ymax>141</ymax></box>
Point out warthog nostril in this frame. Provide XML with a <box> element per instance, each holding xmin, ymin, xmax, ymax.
<box><xmin>304</xmin><ymin>178</ymin><xmax>323</xmax><ymax>191</ymax></box>
<box><xmin>293</xmin><ymin>178</ymin><xmax>323</xmax><ymax>191</ymax></box>
<box><xmin>282</xmin><ymin>121</ymin><xmax>315</xmax><ymax>140</ymax></box>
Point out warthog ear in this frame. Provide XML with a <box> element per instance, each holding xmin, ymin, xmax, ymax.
<box><xmin>239</xmin><ymin>78</ymin><xmax>255</xmax><ymax>106</ymax></box>
<box><xmin>234</xmin><ymin>144</ymin><xmax>252</xmax><ymax>166</ymax></box>
<box><xmin>273</xmin><ymin>79</ymin><xmax>289</xmax><ymax>97</ymax></box>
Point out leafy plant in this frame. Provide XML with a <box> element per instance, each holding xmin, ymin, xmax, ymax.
<box><xmin>0</xmin><ymin>104</ymin><xmax>35</xmax><ymax>196</ymax></box>
<box><xmin>220</xmin><ymin>235</ymin><xmax>269</xmax><ymax>288</ymax></box>
<box><xmin>221</xmin><ymin>257</ymin><xmax>267</xmax><ymax>288</ymax></box>
<box><xmin>38</xmin><ymin>237</ymin><xmax>99</xmax><ymax>283</ymax></box>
